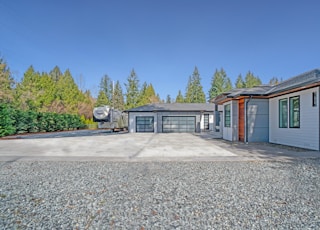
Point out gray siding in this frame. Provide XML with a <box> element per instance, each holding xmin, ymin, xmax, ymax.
<box><xmin>246</xmin><ymin>99</ymin><xmax>269</xmax><ymax>142</ymax></box>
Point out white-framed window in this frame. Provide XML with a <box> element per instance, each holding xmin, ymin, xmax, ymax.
<box><xmin>279</xmin><ymin>98</ymin><xmax>288</xmax><ymax>128</ymax></box>
<box><xmin>289</xmin><ymin>96</ymin><xmax>300</xmax><ymax>128</ymax></box>
<box><xmin>224</xmin><ymin>104</ymin><xmax>231</xmax><ymax>127</ymax></box>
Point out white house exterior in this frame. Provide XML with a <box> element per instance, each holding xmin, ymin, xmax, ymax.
<box><xmin>212</xmin><ymin>69</ymin><xmax>320</xmax><ymax>151</ymax></box>
<box><xmin>269</xmin><ymin>87</ymin><xmax>320</xmax><ymax>150</ymax></box>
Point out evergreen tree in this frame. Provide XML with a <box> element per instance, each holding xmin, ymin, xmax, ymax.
<box><xmin>15</xmin><ymin>66</ymin><xmax>42</xmax><ymax>110</ymax></box>
<box><xmin>95</xmin><ymin>89</ymin><xmax>109</xmax><ymax>107</ymax></box>
<box><xmin>156</xmin><ymin>93</ymin><xmax>163</xmax><ymax>103</ymax></box>
<box><xmin>137</xmin><ymin>82</ymin><xmax>148</xmax><ymax>106</ymax></box>
<box><xmin>113</xmin><ymin>80</ymin><xmax>125</xmax><ymax>110</ymax></box>
<box><xmin>269</xmin><ymin>77</ymin><xmax>282</xmax><ymax>85</ymax></box>
<box><xmin>125</xmin><ymin>69</ymin><xmax>140</xmax><ymax>109</ymax></box>
<box><xmin>38</xmin><ymin>72</ymin><xmax>57</xmax><ymax>112</ymax></box>
<box><xmin>235</xmin><ymin>74</ymin><xmax>245</xmax><ymax>88</ymax></box>
<box><xmin>166</xmin><ymin>95</ymin><xmax>171</xmax><ymax>103</ymax></box>
<box><xmin>175</xmin><ymin>90</ymin><xmax>184</xmax><ymax>103</ymax></box>
<box><xmin>185</xmin><ymin>66</ymin><xmax>206</xmax><ymax>103</ymax></box>
<box><xmin>100</xmin><ymin>74</ymin><xmax>112</xmax><ymax>102</ymax></box>
<box><xmin>0</xmin><ymin>58</ymin><xmax>14</xmax><ymax>103</ymax></box>
<box><xmin>49</xmin><ymin>66</ymin><xmax>62</xmax><ymax>82</ymax></box>
<box><xmin>244</xmin><ymin>71</ymin><xmax>262</xmax><ymax>88</ymax></box>
<box><xmin>56</xmin><ymin>69</ymin><xmax>82</xmax><ymax>114</ymax></box>
<box><xmin>138</xmin><ymin>82</ymin><xmax>159</xmax><ymax>105</ymax></box>
<box><xmin>145</xmin><ymin>84</ymin><xmax>159</xmax><ymax>103</ymax></box>
<box><xmin>208</xmin><ymin>68</ymin><xmax>233</xmax><ymax>99</ymax></box>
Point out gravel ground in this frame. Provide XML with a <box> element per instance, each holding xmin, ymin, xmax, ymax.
<box><xmin>1</xmin><ymin>159</ymin><xmax>320</xmax><ymax>229</ymax></box>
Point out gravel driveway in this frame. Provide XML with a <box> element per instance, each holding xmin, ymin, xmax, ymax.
<box><xmin>1</xmin><ymin>159</ymin><xmax>320</xmax><ymax>229</ymax></box>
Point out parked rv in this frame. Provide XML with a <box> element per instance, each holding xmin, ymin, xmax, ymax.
<box><xmin>93</xmin><ymin>106</ymin><xmax>128</xmax><ymax>131</ymax></box>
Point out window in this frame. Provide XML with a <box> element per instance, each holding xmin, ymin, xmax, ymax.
<box><xmin>224</xmin><ymin>104</ymin><xmax>231</xmax><ymax>127</ymax></box>
<box><xmin>279</xmin><ymin>99</ymin><xmax>288</xmax><ymax>128</ymax></box>
<box><xmin>162</xmin><ymin>116</ymin><xmax>195</xmax><ymax>133</ymax></box>
<box><xmin>136</xmin><ymin>116</ymin><xmax>154</xmax><ymax>132</ymax></box>
<box><xmin>290</xmin><ymin>96</ymin><xmax>300</xmax><ymax>128</ymax></box>
<box><xmin>312</xmin><ymin>92</ymin><xmax>317</xmax><ymax>107</ymax></box>
<box><xmin>204</xmin><ymin>114</ymin><xmax>209</xmax><ymax>130</ymax></box>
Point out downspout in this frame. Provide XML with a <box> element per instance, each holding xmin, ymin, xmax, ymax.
<box><xmin>319</xmin><ymin>87</ymin><xmax>320</xmax><ymax>151</ymax></box>
<box><xmin>245</xmin><ymin>96</ymin><xmax>252</xmax><ymax>144</ymax></box>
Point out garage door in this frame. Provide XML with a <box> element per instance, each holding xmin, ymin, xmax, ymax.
<box><xmin>136</xmin><ymin>116</ymin><xmax>154</xmax><ymax>132</ymax></box>
<box><xmin>162</xmin><ymin>116</ymin><xmax>196</xmax><ymax>133</ymax></box>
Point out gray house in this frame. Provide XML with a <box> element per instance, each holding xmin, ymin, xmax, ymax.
<box><xmin>212</xmin><ymin>69</ymin><xmax>320</xmax><ymax>150</ymax></box>
<box><xmin>125</xmin><ymin>103</ymin><xmax>214</xmax><ymax>133</ymax></box>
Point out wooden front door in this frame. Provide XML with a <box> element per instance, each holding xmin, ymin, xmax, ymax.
<box><xmin>238</xmin><ymin>99</ymin><xmax>245</xmax><ymax>142</ymax></box>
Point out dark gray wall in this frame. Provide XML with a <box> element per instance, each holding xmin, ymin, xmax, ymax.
<box><xmin>246</xmin><ymin>98</ymin><xmax>269</xmax><ymax>142</ymax></box>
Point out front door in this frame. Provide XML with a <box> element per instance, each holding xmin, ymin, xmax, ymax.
<box><xmin>238</xmin><ymin>99</ymin><xmax>245</xmax><ymax>142</ymax></box>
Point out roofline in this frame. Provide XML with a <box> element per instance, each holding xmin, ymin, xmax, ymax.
<box><xmin>211</xmin><ymin>69</ymin><xmax>320</xmax><ymax>103</ymax></box>
<box><xmin>126</xmin><ymin>109</ymin><xmax>214</xmax><ymax>112</ymax></box>
<box><xmin>267</xmin><ymin>82</ymin><xmax>320</xmax><ymax>98</ymax></box>
<box><xmin>212</xmin><ymin>82</ymin><xmax>320</xmax><ymax>105</ymax></box>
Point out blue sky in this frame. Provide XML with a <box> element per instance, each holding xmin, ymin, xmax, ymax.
<box><xmin>1</xmin><ymin>0</ymin><xmax>319</xmax><ymax>100</ymax></box>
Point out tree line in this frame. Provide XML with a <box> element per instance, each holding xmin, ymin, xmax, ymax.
<box><xmin>1</xmin><ymin>58</ymin><xmax>283</xmax><ymax>118</ymax></box>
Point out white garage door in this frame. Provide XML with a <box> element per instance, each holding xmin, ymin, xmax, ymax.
<box><xmin>162</xmin><ymin>116</ymin><xmax>196</xmax><ymax>133</ymax></box>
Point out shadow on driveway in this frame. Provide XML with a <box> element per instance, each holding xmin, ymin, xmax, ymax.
<box><xmin>198</xmin><ymin>133</ymin><xmax>320</xmax><ymax>162</ymax></box>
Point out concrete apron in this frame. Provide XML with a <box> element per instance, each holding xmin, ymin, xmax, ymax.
<box><xmin>0</xmin><ymin>133</ymin><xmax>319</xmax><ymax>162</ymax></box>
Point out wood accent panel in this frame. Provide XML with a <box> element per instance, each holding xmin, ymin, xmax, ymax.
<box><xmin>238</xmin><ymin>99</ymin><xmax>245</xmax><ymax>142</ymax></box>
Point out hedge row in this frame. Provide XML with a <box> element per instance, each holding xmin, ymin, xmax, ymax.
<box><xmin>0</xmin><ymin>103</ymin><xmax>86</xmax><ymax>137</ymax></box>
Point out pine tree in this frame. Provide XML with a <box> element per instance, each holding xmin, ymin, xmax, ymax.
<box><xmin>113</xmin><ymin>80</ymin><xmax>125</xmax><ymax>110</ymax></box>
<box><xmin>269</xmin><ymin>77</ymin><xmax>282</xmax><ymax>85</ymax></box>
<box><xmin>95</xmin><ymin>90</ymin><xmax>109</xmax><ymax>107</ymax></box>
<box><xmin>38</xmin><ymin>72</ymin><xmax>57</xmax><ymax>112</ymax></box>
<box><xmin>0</xmin><ymin>58</ymin><xmax>14</xmax><ymax>103</ymax></box>
<box><xmin>125</xmin><ymin>69</ymin><xmax>140</xmax><ymax>109</ymax></box>
<box><xmin>235</xmin><ymin>74</ymin><xmax>245</xmax><ymax>88</ymax></box>
<box><xmin>244</xmin><ymin>71</ymin><xmax>262</xmax><ymax>88</ymax></box>
<box><xmin>15</xmin><ymin>66</ymin><xmax>42</xmax><ymax>110</ymax></box>
<box><xmin>208</xmin><ymin>68</ymin><xmax>233</xmax><ymax>99</ymax></box>
<box><xmin>175</xmin><ymin>90</ymin><xmax>184</xmax><ymax>103</ymax></box>
<box><xmin>145</xmin><ymin>84</ymin><xmax>159</xmax><ymax>103</ymax></box>
<box><xmin>185</xmin><ymin>66</ymin><xmax>206</xmax><ymax>103</ymax></box>
<box><xmin>166</xmin><ymin>95</ymin><xmax>171</xmax><ymax>103</ymax></box>
<box><xmin>137</xmin><ymin>82</ymin><xmax>148</xmax><ymax>106</ymax></box>
<box><xmin>137</xmin><ymin>82</ymin><xmax>159</xmax><ymax>105</ymax></box>
<box><xmin>100</xmin><ymin>74</ymin><xmax>112</xmax><ymax>102</ymax></box>
<box><xmin>49</xmin><ymin>66</ymin><xmax>62</xmax><ymax>82</ymax></box>
<box><xmin>56</xmin><ymin>69</ymin><xmax>82</xmax><ymax>114</ymax></box>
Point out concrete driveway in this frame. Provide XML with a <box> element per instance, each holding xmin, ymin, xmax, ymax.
<box><xmin>0</xmin><ymin>133</ymin><xmax>236</xmax><ymax>161</ymax></box>
<box><xmin>0</xmin><ymin>132</ymin><xmax>319</xmax><ymax>161</ymax></box>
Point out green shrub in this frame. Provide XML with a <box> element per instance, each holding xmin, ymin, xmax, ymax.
<box><xmin>0</xmin><ymin>103</ymin><xmax>16</xmax><ymax>137</ymax></box>
<box><xmin>0</xmin><ymin>103</ymin><xmax>86</xmax><ymax>137</ymax></box>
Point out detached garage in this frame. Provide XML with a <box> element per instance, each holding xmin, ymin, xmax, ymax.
<box><xmin>125</xmin><ymin>103</ymin><xmax>214</xmax><ymax>133</ymax></box>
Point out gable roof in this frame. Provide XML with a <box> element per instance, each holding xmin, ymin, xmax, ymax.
<box><xmin>212</xmin><ymin>69</ymin><xmax>320</xmax><ymax>104</ymax></box>
<box><xmin>125</xmin><ymin>103</ymin><xmax>213</xmax><ymax>112</ymax></box>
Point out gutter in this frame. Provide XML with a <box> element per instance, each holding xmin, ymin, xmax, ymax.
<box><xmin>245</xmin><ymin>96</ymin><xmax>252</xmax><ymax>144</ymax></box>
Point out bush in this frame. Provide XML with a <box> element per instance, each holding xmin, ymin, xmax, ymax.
<box><xmin>0</xmin><ymin>103</ymin><xmax>16</xmax><ymax>137</ymax></box>
<box><xmin>0</xmin><ymin>103</ymin><xmax>86</xmax><ymax>137</ymax></box>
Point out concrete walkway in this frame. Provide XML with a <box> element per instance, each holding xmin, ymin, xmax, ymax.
<box><xmin>0</xmin><ymin>133</ymin><xmax>319</xmax><ymax>162</ymax></box>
